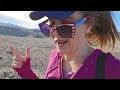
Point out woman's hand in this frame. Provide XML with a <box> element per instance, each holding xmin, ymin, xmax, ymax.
<box><xmin>10</xmin><ymin>46</ymin><xmax>30</xmax><ymax>69</ymax></box>
<box><xmin>9</xmin><ymin>46</ymin><xmax>38</xmax><ymax>79</ymax></box>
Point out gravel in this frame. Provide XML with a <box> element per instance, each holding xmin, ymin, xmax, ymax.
<box><xmin>0</xmin><ymin>35</ymin><xmax>55</xmax><ymax>79</ymax></box>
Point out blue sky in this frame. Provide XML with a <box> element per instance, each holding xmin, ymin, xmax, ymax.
<box><xmin>0</xmin><ymin>11</ymin><xmax>119</xmax><ymax>31</ymax></box>
<box><xmin>111</xmin><ymin>11</ymin><xmax>120</xmax><ymax>32</ymax></box>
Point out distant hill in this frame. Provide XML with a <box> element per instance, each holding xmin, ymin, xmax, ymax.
<box><xmin>0</xmin><ymin>26</ymin><xmax>46</xmax><ymax>38</ymax></box>
<box><xmin>0</xmin><ymin>22</ymin><xmax>30</xmax><ymax>30</ymax></box>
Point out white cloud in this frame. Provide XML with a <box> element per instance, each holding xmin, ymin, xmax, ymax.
<box><xmin>0</xmin><ymin>11</ymin><xmax>31</xmax><ymax>22</ymax></box>
<box><xmin>0</xmin><ymin>11</ymin><xmax>48</xmax><ymax>29</ymax></box>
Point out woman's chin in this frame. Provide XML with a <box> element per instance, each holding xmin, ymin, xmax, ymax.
<box><xmin>57</xmin><ymin>48</ymin><xmax>67</xmax><ymax>55</ymax></box>
<box><xmin>57</xmin><ymin>48</ymin><xmax>69</xmax><ymax>55</ymax></box>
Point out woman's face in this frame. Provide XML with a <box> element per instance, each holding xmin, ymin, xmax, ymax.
<box><xmin>49</xmin><ymin>11</ymin><xmax>92</xmax><ymax>55</ymax></box>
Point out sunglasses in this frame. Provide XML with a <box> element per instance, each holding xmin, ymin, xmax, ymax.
<box><xmin>38</xmin><ymin>16</ymin><xmax>88</xmax><ymax>38</ymax></box>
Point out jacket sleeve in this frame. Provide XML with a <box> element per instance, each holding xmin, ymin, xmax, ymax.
<box><xmin>14</xmin><ymin>58</ymin><xmax>39</xmax><ymax>79</ymax></box>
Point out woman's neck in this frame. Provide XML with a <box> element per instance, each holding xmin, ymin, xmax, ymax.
<box><xmin>63</xmin><ymin>44</ymin><xmax>95</xmax><ymax>62</ymax></box>
<box><xmin>62</xmin><ymin>44</ymin><xmax>95</xmax><ymax>72</ymax></box>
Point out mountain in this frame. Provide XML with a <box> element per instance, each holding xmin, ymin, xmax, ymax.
<box><xmin>0</xmin><ymin>26</ymin><xmax>46</xmax><ymax>38</ymax></box>
<box><xmin>0</xmin><ymin>22</ymin><xmax>30</xmax><ymax>30</ymax></box>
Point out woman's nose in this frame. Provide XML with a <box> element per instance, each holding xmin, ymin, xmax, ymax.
<box><xmin>51</xmin><ymin>30</ymin><xmax>62</xmax><ymax>39</ymax></box>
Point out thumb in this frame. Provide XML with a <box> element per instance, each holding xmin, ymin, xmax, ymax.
<box><xmin>25</xmin><ymin>47</ymin><xmax>30</xmax><ymax>59</ymax></box>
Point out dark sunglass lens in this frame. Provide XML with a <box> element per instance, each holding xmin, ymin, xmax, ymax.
<box><xmin>57</xmin><ymin>25</ymin><xmax>73</xmax><ymax>38</ymax></box>
<box><xmin>39</xmin><ymin>23</ymin><xmax>51</xmax><ymax>37</ymax></box>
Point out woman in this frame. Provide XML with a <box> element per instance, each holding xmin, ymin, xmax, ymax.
<box><xmin>10</xmin><ymin>11</ymin><xmax>120</xmax><ymax>79</ymax></box>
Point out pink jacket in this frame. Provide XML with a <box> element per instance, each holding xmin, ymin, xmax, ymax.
<box><xmin>14</xmin><ymin>49</ymin><xmax>120</xmax><ymax>79</ymax></box>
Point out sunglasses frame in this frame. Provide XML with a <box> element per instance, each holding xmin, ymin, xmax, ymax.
<box><xmin>51</xmin><ymin>24</ymin><xmax>75</xmax><ymax>38</ymax></box>
<box><xmin>38</xmin><ymin>16</ymin><xmax>88</xmax><ymax>38</ymax></box>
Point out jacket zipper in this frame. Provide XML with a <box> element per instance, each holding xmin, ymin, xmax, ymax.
<box><xmin>61</xmin><ymin>56</ymin><xmax>64</xmax><ymax>79</ymax></box>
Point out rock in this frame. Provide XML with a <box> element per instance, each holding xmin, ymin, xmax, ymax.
<box><xmin>0</xmin><ymin>57</ymin><xmax>2</xmax><ymax>59</ymax></box>
<box><xmin>7</xmin><ymin>51</ymin><xmax>13</xmax><ymax>54</ymax></box>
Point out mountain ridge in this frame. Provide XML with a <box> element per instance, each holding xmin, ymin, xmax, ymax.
<box><xmin>0</xmin><ymin>22</ymin><xmax>31</xmax><ymax>30</ymax></box>
<box><xmin>0</xmin><ymin>26</ymin><xmax>45</xmax><ymax>38</ymax></box>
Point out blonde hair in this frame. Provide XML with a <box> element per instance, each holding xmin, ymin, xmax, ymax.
<box><xmin>80</xmin><ymin>11</ymin><xmax>120</xmax><ymax>52</ymax></box>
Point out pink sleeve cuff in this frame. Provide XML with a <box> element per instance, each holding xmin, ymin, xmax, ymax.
<box><xmin>14</xmin><ymin>58</ymin><xmax>39</xmax><ymax>79</ymax></box>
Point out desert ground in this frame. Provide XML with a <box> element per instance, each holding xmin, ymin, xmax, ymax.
<box><xmin>0</xmin><ymin>35</ymin><xmax>56</xmax><ymax>79</ymax></box>
<box><xmin>0</xmin><ymin>27</ymin><xmax>120</xmax><ymax>79</ymax></box>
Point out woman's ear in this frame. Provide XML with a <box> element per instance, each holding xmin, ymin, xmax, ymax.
<box><xmin>84</xmin><ymin>17</ymin><xmax>95</xmax><ymax>33</ymax></box>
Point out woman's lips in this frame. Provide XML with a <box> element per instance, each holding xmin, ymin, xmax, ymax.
<box><xmin>56</xmin><ymin>40</ymin><xmax>68</xmax><ymax>48</ymax></box>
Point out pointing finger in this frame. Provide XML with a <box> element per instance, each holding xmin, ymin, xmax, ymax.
<box><xmin>9</xmin><ymin>46</ymin><xmax>21</xmax><ymax>56</ymax></box>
